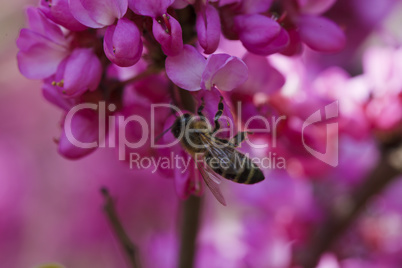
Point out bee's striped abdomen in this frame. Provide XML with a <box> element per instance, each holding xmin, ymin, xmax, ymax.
<box><xmin>205</xmin><ymin>152</ymin><xmax>265</xmax><ymax>184</ymax></box>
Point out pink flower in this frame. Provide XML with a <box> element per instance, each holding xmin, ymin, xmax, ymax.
<box><xmin>297</xmin><ymin>15</ymin><xmax>346</xmax><ymax>52</ymax></box>
<box><xmin>42</xmin><ymin>81</ymin><xmax>100</xmax><ymax>159</ymax></box>
<box><xmin>51</xmin><ymin>48</ymin><xmax>102</xmax><ymax>98</ymax></box>
<box><xmin>58</xmin><ymin>108</ymin><xmax>99</xmax><ymax>159</ymax></box>
<box><xmin>128</xmin><ymin>0</ymin><xmax>183</xmax><ymax>56</ymax></box>
<box><xmin>296</xmin><ymin>0</ymin><xmax>337</xmax><ymax>15</ymax></box>
<box><xmin>195</xmin><ymin>2</ymin><xmax>221</xmax><ymax>54</ymax></box>
<box><xmin>165</xmin><ymin>45</ymin><xmax>248</xmax><ymax>91</ymax></box>
<box><xmin>39</xmin><ymin>0</ymin><xmax>87</xmax><ymax>31</ymax></box>
<box><xmin>17</xmin><ymin>7</ymin><xmax>70</xmax><ymax>79</ymax></box>
<box><xmin>103</xmin><ymin>18</ymin><xmax>143</xmax><ymax>67</ymax></box>
<box><xmin>287</xmin><ymin>0</ymin><xmax>346</xmax><ymax>53</ymax></box>
<box><xmin>234</xmin><ymin>14</ymin><xmax>289</xmax><ymax>55</ymax></box>
<box><xmin>69</xmin><ymin>0</ymin><xmax>128</xmax><ymax>28</ymax></box>
<box><xmin>361</xmin><ymin>46</ymin><xmax>402</xmax><ymax>131</ymax></box>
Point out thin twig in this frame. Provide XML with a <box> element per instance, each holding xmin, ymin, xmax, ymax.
<box><xmin>295</xmin><ymin>145</ymin><xmax>402</xmax><ymax>268</ymax></box>
<box><xmin>178</xmin><ymin>195</ymin><xmax>203</xmax><ymax>268</ymax></box>
<box><xmin>101</xmin><ymin>187</ymin><xmax>141</xmax><ymax>268</ymax></box>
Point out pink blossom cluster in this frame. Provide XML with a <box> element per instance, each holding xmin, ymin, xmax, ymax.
<box><xmin>13</xmin><ymin>0</ymin><xmax>402</xmax><ymax>267</ymax></box>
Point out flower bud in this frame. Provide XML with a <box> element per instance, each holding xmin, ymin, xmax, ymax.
<box><xmin>104</xmin><ymin>18</ymin><xmax>143</xmax><ymax>67</ymax></box>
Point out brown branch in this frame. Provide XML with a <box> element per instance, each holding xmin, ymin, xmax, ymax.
<box><xmin>101</xmin><ymin>188</ymin><xmax>141</xmax><ymax>268</ymax></box>
<box><xmin>178</xmin><ymin>195</ymin><xmax>203</xmax><ymax>268</ymax></box>
<box><xmin>295</xmin><ymin>145</ymin><xmax>402</xmax><ymax>268</ymax></box>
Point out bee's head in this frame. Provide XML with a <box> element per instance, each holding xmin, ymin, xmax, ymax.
<box><xmin>171</xmin><ymin>113</ymin><xmax>192</xmax><ymax>138</ymax></box>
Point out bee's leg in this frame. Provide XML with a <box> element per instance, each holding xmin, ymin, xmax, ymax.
<box><xmin>230</xmin><ymin>131</ymin><xmax>252</xmax><ymax>147</ymax></box>
<box><xmin>197</xmin><ymin>97</ymin><xmax>206</xmax><ymax>121</ymax></box>
<box><xmin>212</xmin><ymin>96</ymin><xmax>224</xmax><ymax>133</ymax></box>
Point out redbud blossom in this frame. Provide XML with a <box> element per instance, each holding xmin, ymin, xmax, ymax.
<box><xmin>196</xmin><ymin>3</ymin><xmax>221</xmax><ymax>54</ymax></box>
<box><xmin>58</xmin><ymin>108</ymin><xmax>99</xmax><ymax>159</ymax></box>
<box><xmin>234</xmin><ymin>14</ymin><xmax>289</xmax><ymax>55</ymax></box>
<box><xmin>165</xmin><ymin>45</ymin><xmax>248</xmax><ymax>91</ymax></box>
<box><xmin>52</xmin><ymin>48</ymin><xmax>102</xmax><ymax>97</ymax></box>
<box><xmin>39</xmin><ymin>0</ymin><xmax>87</xmax><ymax>31</ymax></box>
<box><xmin>298</xmin><ymin>15</ymin><xmax>346</xmax><ymax>52</ymax></box>
<box><xmin>69</xmin><ymin>0</ymin><xmax>128</xmax><ymax>28</ymax></box>
<box><xmin>42</xmin><ymin>82</ymin><xmax>99</xmax><ymax>159</ymax></box>
<box><xmin>17</xmin><ymin>7</ymin><xmax>70</xmax><ymax>79</ymax></box>
<box><xmin>296</xmin><ymin>0</ymin><xmax>337</xmax><ymax>15</ymax></box>
<box><xmin>129</xmin><ymin>0</ymin><xmax>183</xmax><ymax>56</ymax></box>
<box><xmin>103</xmin><ymin>18</ymin><xmax>143</xmax><ymax>67</ymax></box>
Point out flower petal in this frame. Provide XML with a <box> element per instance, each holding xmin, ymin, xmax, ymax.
<box><xmin>17</xmin><ymin>40</ymin><xmax>68</xmax><ymax>79</ymax></box>
<box><xmin>240</xmin><ymin>0</ymin><xmax>273</xmax><ymax>14</ymax></box>
<box><xmin>196</xmin><ymin>4</ymin><xmax>221</xmax><ymax>54</ymax></box>
<box><xmin>247</xmin><ymin>27</ymin><xmax>290</xmax><ymax>55</ymax></box>
<box><xmin>26</xmin><ymin>7</ymin><xmax>68</xmax><ymax>46</ymax></box>
<box><xmin>69</xmin><ymin>0</ymin><xmax>127</xmax><ymax>28</ymax></box>
<box><xmin>128</xmin><ymin>0</ymin><xmax>174</xmax><ymax>17</ymax></box>
<box><xmin>297</xmin><ymin>0</ymin><xmax>336</xmax><ymax>15</ymax></box>
<box><xmin>69</xmin><ymin>0</ymin><xmax>106</xmax><ymax>28</ymax></box>
<box><xmin>202</xmin><ymin>54</ymin><xmax>248</xmax><ymax>91</ymax></box>
<box><xmin>193</xmin><ymin>89</ymin><xmax>235</xmax><ymax>139</ymax></box>
<box><xmin>58</xmin><ymin>108</ymin><xmax>99</xmax><ymax>159</ymax></box>
<box><xmin>171</xmin><ymin>0</ymin><xmax>194</xmax><ymax>9</ymax></box>
<box><xmin>104</xmin><ymin>18</ymin><xmax>143</xmax><ymax>67</ymax></box>
<box><xmin>42</xmin><ymin>78</ymin><xmax>76</xmax><ymax>110</ymax></box>
<box><xmin>298</xmin><ymin>15</ymin><xmax>346</xmax><ymax>52</ymax></box>
<box><xmin>39</xmin><ymin>0</ymin><xmax>87</xmax><ymax>31</ymax></box>
<box><xmin>234</xmin><ymin>14</ymin><xmax>282</xmax><ymax>55</ymax></box>
<box><xmin>62</xmin><ymin>48</ymin><xmax>102</xmax><ymax>97</ymax></box>
<box><xmin>242</xmin><ymin>53</ymin><xmax>284</xmax><ymax>95</ymax></box>
<box><xmin>165</xmin><ymin>45</ymin><xmax>206</xmax><ymax>91</ymax></box>
<box><xmin>152</xmin><ymin>15</ymin><xmax>183</xmax><ymax>56</ymax></box>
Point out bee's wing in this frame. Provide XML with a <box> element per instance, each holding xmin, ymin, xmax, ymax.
<box><xmin>199</xmin><ymin>133</ymin><xmax>240</xmax><ymax>177</ymax></box>
<box><xmin>194</xmin><ymin>154</ymin><xmax>226</xmax><ymax>206</ymax></box>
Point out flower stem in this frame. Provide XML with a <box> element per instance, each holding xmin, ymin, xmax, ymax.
<box><xmin>295</xmin><ymin>144</ymin><xmax>402</xmax><ymax>268</ymax></box>
<box><xmin>178</xmin><ymin>195</ymin><xmax>203</xmax><ymax>268</ymax></box>
<box><xmin>101</xmin><ymin>187</ymin><xmax>141</xmax><ymax>268</ymax></box>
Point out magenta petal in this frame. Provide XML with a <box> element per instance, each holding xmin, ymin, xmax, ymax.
<box><xmin>17</xmin><ymin>39</ymin><xmax>68</xmax><ymax>79</ymax></box>
<box><xmin>39</xmin><ymin>0</ymin><xmax>87</xmax><ymax>31</ymax></box>
<box><xmin>242</xmin><ymin>53</ymin><xmax>284</xmax><ymax>94</ymax></box>
<box><xmin>201</xmin><ymin>53</ymin><xmax>230</xmax><ymax>90</ymax></box>
<box><xmin>196</xmin><ymin>4</ymin><xmax>221</xmax><ymax>54</ymax></box>
<box><xmin>202</xmin><ymin>54</ymin><xmax>248</xmax><ymax>91</ymax></box>
<box><xmin>152</xmin><ymin>16</ymin><xmax>183</xmax><ymax>56</ymax></box>
<box><xmin>248</xmin><ymin>27</ymin><xmax>290</xmax><ymax>55</ymax></box>
<box><xmin>297</xmin><ymin>0</ymin><xmax>336</xmax><ymax>15</ymax></box>
<box><xmin>58</xmin><ymin>108</ymin><xmax>99</xmax><ymax>159</ymax></box>
<box><xmin>193</xmin><ymin>89</ymin><xmax>235</xmax><ymax>138</ymax></box>
<box><xmin>165</xmin><ymin>45</ymin><xmax>206</xmax><ymax>91</ymax></box>
<box><xmin>298</xmin><ymin>15</ymin><xmax>346</xmax><ymax>52</ymax></box>
<box><xmin>42</xmin><ymin>78</ymin><xmax>76</xmax><ymax>110</ymax></box>
<box><xmin>62</xmin><ymin>48</ymin><xmax>102</xmax><ymax>97</ymax></box>
<box><xmin>69</xmin><ymin>0</ymin><xmax>127</xmax><ymax>28</ymax></box>
<box><xmin>26</xmin><ymin>7</ymin><xmax>67</xmax><ymax>46</ymax></box>
<box><xmin>234</xmin><ymin>14</ymin><xmax>282</xmax><ymax>55</ymax></box>
<box><xmin>240</xmin><ymin>0</ymin><xmax>273</xmax><ymax>14</ymax></box>
<box><xmin>104</xmin><ymin>18</ymin><xmax>143</xmax><ymax>67</ymax></box>
<box><xmin>69</xmin><ymin>0</ymin><xmax>106</xmax><ymax>28</ymax></box>
<box><xmin>171</xmin><ymin>0</ymin><xmax>194</xmax><ymax>9</ymax></box>
<box><xmin>128</xmin><ymin>0</ymin><xmax>174</xmax><ymax>17</ymax></box>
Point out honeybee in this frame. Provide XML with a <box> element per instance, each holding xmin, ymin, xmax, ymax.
<box><xmin>167</xmin><ymin>96</ymin><xmax>265</xmax><ymax>205</ymax></box>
